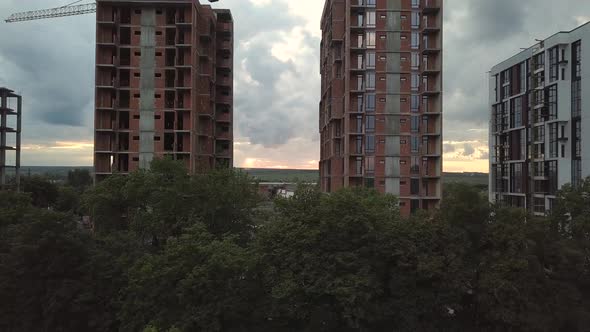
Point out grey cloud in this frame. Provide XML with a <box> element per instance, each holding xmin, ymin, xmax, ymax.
<box><xmin>465</xmin><ymin>0</ymin><xmax>530</xmax><ymax>42</ymax></box>
<box><xmin>478</xmin><ymin>150</ymin><xmax>490</xmax><ymax>160</ymax></box>
<box><xmin>443</xmin><ymin>144</ymin><xmax>455</xmax><ymax>153</ymax></box>
<box><xmin>463</xmin><ymin>144</ymin><xmax>476</xmax><ymax>157</ymax></box>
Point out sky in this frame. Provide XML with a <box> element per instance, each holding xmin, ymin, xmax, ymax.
<box><xmin>0</xmin><ymin>0</ymin><xmax>589</xmax><ymax>172</ymax></box>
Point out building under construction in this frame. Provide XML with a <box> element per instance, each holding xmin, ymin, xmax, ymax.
<box><xmin>94</xmin><ymin>0</ymin><xmax>233</xmax><ymax>181</ymax></box>
<box><xmin>0</xmin><ymin>87</ymin><xmax>22</xmax><ymax>191</ymax></box>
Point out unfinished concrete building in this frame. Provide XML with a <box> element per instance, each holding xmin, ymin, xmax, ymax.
<box><xmin>94</xmin><ymin>0</ymin><xmax>233</xmax><ymax>181</ymax></box>
<box><xmin>0</xmin><ymin>87</ymin><xmax>22</xmax><ymax>191</ymax></box>
<box><xmin>319</xmin><ymin>0</ymin><xmax>444</xmax><ymax>216</ymax></box>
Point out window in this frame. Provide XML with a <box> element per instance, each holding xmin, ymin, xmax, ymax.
<box><xmin>366</xmin><ymin>156</ymin><xmax>375</xmax><ymax>175</ymax></box>
<box><xmin>357</xmin><ymin>54</ymin><xmax>364</xmax><ymax>69</ymax></box>
<box><xmin>411</xmin><ymin>0</ymin><xmax>420</xmax><ymax>8</ymax></box>
<box><xmin>411</xmin><ymin>12</ymin><xmax>420</xmax><ymax>29</ymax></box>
<box><xmin>411</xmin><ymin>157</ymin><xmax>420</xmax><ymax>174</ymax></box>
<box><xmin>510</xmin><ymin>163</ymin><xmax>523</xmax><ymax>193</ymax></box>
<box><xmin>356</xmin><ymin>136</ymin><xmax>363</xmax><ymax>154</ymax></box>
<box><xmin>520</xmin><ymin>62</ymin><xmax>527</xmax><ymax>92</ymax></box>
<box><xmin>366</xmin><ymin>72</ymin><xmax>375</xmax><ymax>89</ymax></box>
<box><xmin>511</xmin><ymin>96</ymin><xmax>522</xmax><ymax>128</ymax></box>
<box><xmin>357</xmin><ymin>75</ymin><xmax>364</xmax><ymax>90</ymax></box>
<box><xmin>356</xmin><ymin>157</ymin><xmax>363</xmax><ymax>175</ymax></box>
<box><xmin>574</xmin><ymin>120</ymin><xmax>581</xmax><ymax>158</ymax></box>
<box><xmin>546</xmin><ymin>85</ymin><xmax>557</xmax><ymax>120</ymax></box>
<box><xmin>366</xmin><ymin>32</ymin><xmax>376</xmax><ymax>48</ymax></box>
<box><xmin>357</xmin><ymin>14</ymin><xmax>364</xmax><ymax>27</ymax></box>
<box><xmin>357</xmin><ymin>95</ymin><xmax>364</xmax><ymax>112</ymax></box>
<box><xmin>573</xmin><ymin>40</ymin><xmax>581</xmax><ymax>79</ymax></box>
<box><xmin>547</xmin><ymin>161</ymin><xmax>558</xmax><ymax>194</ymax></box>
<box><xmin>411</xmin><ymin>52</ymin><xmax>420</xmax><ymax>70</ymax></box>
<box><xmin>411</xmin><ymin>95</ymin><xmax>420</xmax><ymax>112</ymax></box>
<box><xmin>411</xmin><ymin>115</ymin><xmax>420</xmax><ymax>132</ymax></box>
<box><xmin>366</xmin><ymin>115</ymin><xmax>375</xmax><ymax>132</ymax></box>
<box><xmin>549</xmin><ymin>46</ymin><xmax>558</xmax><ymax>82</ymax></box>
<box><xmin>411</xmin><ymin>74</ymin><xmax>420</xmax><ymax>91</ymax></box>
<box><xmin>366</xmin><ymin>11</ymin><xmax>376</xmax><ymax>27</ymax></box>
<box><xmin>366</xmin><ymin>52</ymin><xmax>375</xmax><ymax>68</ymax></box>
<box><xmin>411</xmin><ymin>136</ymin><xmax>420</xmax><ymax>153</ymax></box>
<box><xmin>366</xmin><ymin>94</ymin><xmax>375</xmax><ymax>112</ymax></box>
<box><xmin>573</xmin><ymin>160</ymin><xmax>582</xmax><ymax>187</ymax></box>
<box><xmin>411</xmin><ymin>32</ymin><xmax>420</xmax><ymax>49</ymax></box>
<box><xmin>572</xmin><ymin>80</ymin><xmax>581</xmax><ymax>118</ymax></box>
<box><xmin>357</xmin><ymin>35</ymin><xmax>364</xmax><ymax>48</ymax></box>
<box><xmin>534</xmin><ymin>197</ymin><xmax>546</xmax><ymax>214</ymax></box>
<box><xmin>366</xmin><ymin>135</ymin><xmax>375</xmax><ymax>153</ymax></box>
<box><xmin>411</xmin><ymin>179</ymin><xmax>420</xmax><ymax>195</ymax></box>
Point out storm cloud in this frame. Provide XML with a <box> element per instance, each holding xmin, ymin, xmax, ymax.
<box><xmin>1</xmin><ymin>0</ymin><xmax>590</xmax><ymax>169</ymax></box>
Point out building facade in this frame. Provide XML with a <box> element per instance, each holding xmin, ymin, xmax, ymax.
<box><xmin>489</xmin><ymin>22</ymin><xmax>590</xmax><ymax>215</ymax></box>
<box><xmin>319</xmin><ymin>0</ymin><xmax>443</xmax><ymax>215</ymax></box>
<box><xmin>0</xmin><ymin>87</ymin><xmax>22</xmax><ymax>192</ymax></box>
<box><xmin>95</xmin><ymin>0</ymin><xmax>233</xmax><ymax>181</ymax></box>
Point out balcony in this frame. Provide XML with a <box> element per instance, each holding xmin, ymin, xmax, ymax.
<box><xmin>422</xmin><ymin>17</ymin><xmax>441</xmax><ymax>34</ymax></box>
<box><xmin>422</xmin><ymin>44</ymin><xmax>441</xmax><ymax>55</ymax></box>
<box><xmin>422</xmin><ymin>0</ymin><xmax>441</xmax><ymax>14</ymax></box>
<box><xmin>217</xmin><ymin>58</ymin><xmax>232</xmax><ymax>69</ymax></box>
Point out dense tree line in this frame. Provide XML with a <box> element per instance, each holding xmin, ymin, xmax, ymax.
<box><xmin>1</xmin><ymin>159</ymin><xmax>590</xmax><ymax>331</ymax></box>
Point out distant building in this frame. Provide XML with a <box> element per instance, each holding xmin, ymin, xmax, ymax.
<box><xmin>94</xmin><ymin>0</ymin><xmax>233</xmax><ymax>181</ymax></box>
<box><xmin>319</xmin><ymin>0</ymin><xmax>444</xmax><ymax>215</ymax></box>
<box><xmin>489</xmin><ymin>22</ymin><xmax>590</xmax><ymax>215</ymax></box>
<box><xmin>0</xmin><ymin>87</ymin><xmax>22</xmax><ymax>192</ymax></box>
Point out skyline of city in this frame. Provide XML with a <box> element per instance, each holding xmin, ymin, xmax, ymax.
<box><xmin>1</xmin><ymin>0</ymin><xmax>590</xmax><ymax>172</ymax></box>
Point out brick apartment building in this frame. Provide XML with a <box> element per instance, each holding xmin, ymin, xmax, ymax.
<box><xmin>319</xmin><ymin>0</ymin><xmax>443</xmax><ymax>215</ymax></box>
<box><xmin>94</xmin><ymin>0</ymin><xmax>233</xmax><ymax>181</ymax></box>
<box><xmin>489</xmin><ymin>22</ymin><xmax>590</xmax><ymax>215</ymax></box>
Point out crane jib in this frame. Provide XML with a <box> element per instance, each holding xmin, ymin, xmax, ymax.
<box><xmin>5</xmin><ymin>3</ymin><xmax>97</xmax><ymax>23</ymax></box>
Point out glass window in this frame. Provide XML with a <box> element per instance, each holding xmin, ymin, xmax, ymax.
<box><xmin>572</xmin><ymin>80</ymin><xmax>581</xmax><ymax>117</ymax></box>
<box><xmin>573</xmin><ymin>40</ymin><xmax>581</xmax><ymax>79</ymax></box>
<box><xmin>547</xmin><ymin>85</ymin><xmax>557</xmax><ymax>120</ymax></box>
<box><xmin>366</xmin><ymin>135</ymin><xmax>375</xmax><ymax>153</ymax></box>
<box><xmin>356</xmin><ymin>157</ymin><xmax>363</xmax><ymax>175</ymax></box>
<box><xmin>411</xmin><ymin>74</ymin><xmax>420</xmax><ymax>91</ymax></box>
<box><xmin>411</xmin><ymin>179</ymin><xmax>420</xmax><ymax>195</ymax></box>
<box><xmin>357</xmin><ymin>95</ymin><xmax>364</xmax><ymax>113</ymax></box>
<box><xmin>366</xmin><ymin>72</ymin><xmax>375</xmax><ymax>89</ymax></box>
<box><xmin>411</xmin><ymin>95</ymin><xmax>420</xmax><ymax>112</ymax></box>
<box><xmin>549</xmin><ymin>46</ymin><xmax>559</xmax><ymax>82</ymax></box>
<box><xmin>547</xmin><ymin>161</ymin><xmax>558</xmax><ymax>194</ymax></box>
<box><xmin>411</xmin><ymin>12</ymin><xmax>420</xmax><ymax>29</ymax></box>
<box><xmin>366</xmin><ymin>32</ymin><xmax>376</xmax><ymax>48</ymax></box>
<box><xmin>411</xmin><ymin>115</ymin><xmax>420</xmax><ymax>132</ymax></box>
<box><xmin>366</xmin><ymin>94</ymin><xmax>375</xmax><ymax>112</ymax></box>
<box><xmin>411</xmin><ymin>136</ymin><xmax>420</xmax><ymax>153</ymax></box>
<box><xmin>366</xmin><ymin>52</ymin><xmax>375</xmax><ymax>69</ymax></box>
<box><xmin>411</xmin><ymin>156</ymin><xmax>420</xmax><ymax>174</ymax></box>
<box><xmin>510</xmin><ymin>163</ymin><xmax>523</xmax><ymax>193</ymax></box>
<box><xmin>366</xmin><ymin>156</ymin><xmax>375</xmax><ymax>174</ymax></box>
<box><xmin>411</xmin><ymin>32</ymin><xmax>420</xmax><ymax>49</ymax></box>
<box><xmin>366</xmin><ymin>115</ymin><xmax>375</xmax><ymax>132</ymax></box>
<box><xmin>357</xmin><ymin>75</ymin><xmax>364</xmax><ymax>90</ymax></box>
<box><xmin>357</xmin><ymin>54</ymin><xmax>364</xmax><ymax>69</ymax></box>
<box><xmin>411</xmin><ymin>52</ymin><xmax>420</xmax><ymax>70</ymax></box>
<box><xmin>356</xmin><ymin>136</ymin><xmax>363</xmax><ymax>154</ymax></box>
<box><xmin>366</xmin><ymin>11</ymin><xmax>376</xmax><ymax>27</ymax></box>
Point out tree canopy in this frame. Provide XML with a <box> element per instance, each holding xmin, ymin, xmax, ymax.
<box><xmin>2</xmin><ymin>159</ymin><xmax>590</xmax><ymax>331</ymax></box>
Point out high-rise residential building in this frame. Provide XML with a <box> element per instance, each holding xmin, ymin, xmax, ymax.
<box><xmin>0</xmin><ymin>87</ymin><xmax>22</xmax><ymax>192</ymax></box>
<box><xmin>489</xmin><ymin>22</ymin><xmax>590</xmax><ymax>215</ymax></box>
<box><xmin>319</xmin><ymin>0</ymin><xmax>443</xmax><ymax>215</ymax></box>
<box><xmin>94</xmin><ymin>0</ymin><xmax>233</xmax><ymax>181</ymax></box>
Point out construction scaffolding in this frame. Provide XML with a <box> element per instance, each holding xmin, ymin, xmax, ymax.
<box><xmin>0</xmin><ymin>88</ymin><xmax>22</xmax><ymax>192</ymax></box>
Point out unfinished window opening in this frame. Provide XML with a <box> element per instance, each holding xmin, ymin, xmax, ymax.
<box><xmin>118</xmin><ymin>133</ymin><xmax>130</xmax><ymax>151</ymax></box>
<box><xmin>177</xmin><ymin>111</ymin><xmax>185</xmax><ymax>130</ymax></box>
<box><xmin>154</xmin><ymin>115</ymin><xmax>161</xmax><ymax>120</ymax></box>
<box><xmin>165</xmin><ymin>70</ymin><xmax>175</xmax><ymax>88</ymax></box>
<box><xmin>165</xmin><ymin>91</ymin><xmax>175</xmax><ymax>108</ymax></box>
<box><xmin>120</xmin><ymin>27</ymin><xmax>131</xmax><ymax>45</ymax></box>
<box><xmin>156</xmin><ymin>52</ymin><xmax>162</xmax><ymax>57</ymax></box>
<box><xmin>134</xmin><ymin>30</ymin><xmax>141</xmax><ymax>36</ymax></box>
<box><xmin>155</xmin><ymin>73</ymin><xmax>161</xmax><ymax>78</ymax></box>
<box><xmin>177</xmin><ymin>9</ymin><xmax>185</xmax><ymax>23</ymax></box>
<box><xmin>119</xmin><ymin>111</ymin><xmax>130</xmax><ymax>129</ymax></box>
<box><xmin>133</xmin><ymin>136</ymin><xmax>139</xmax><ymax>140</ymax></box>
<box><xmin>120</xmin><ymin>48</ymin><xmax>131</xmax><ymax>66</ymax></box>
<box><xmin>119</xmin><ymin>69</ymin><xmax>130</xmax><ymax>87</ymax></box>
<box><xmin>164</xmin><ymin>133</ymin><xmax>175</xmax><ymax>151</ymax></box>
<box><xmin>119</xmin><ymin>90</ymin><xmax>130</xmax><ymax>108</ymax></box>
<box><xmin>166</xmin><ymin>9</ymin><xmax>176</xmax><ymax>24</ymax></box>
<box><xmin>155</xmin><ymin>94</ymin><xmax>161</xmax><ymax>99</ymax></box>
<box><xmin>177</xmin><ymin>92</ymin><xmax>185</xmax><ymax>108</ymax></box>
<box><xmin>177</xmin><ymin>71</ymin><xmax>185</xmax><ymax>87</ymax></box>
<box><xmin>176</xmin><ymin>133</ymin><xmax>185</xmax><ymax>152</ymax></box>
<box><xmin>165</xmin><ymin>49</ymin><xmax>176</xmax><ymax>67</ymax></box>
<box><xmin>164</xmin><ymin>112</ymin><xmax>175</xmax><ymax>130</ymax></box>
<box><xmin>166</xmin><ymin>28</ymin><xmax>176</xmax><ymax>46</ymax></box>
<box><xmin>156</xmin><ymin>9</ymin><xmax>163</xmax><ymax>15</ymax></box>
<box><xmin>156</xmin><ymin>31</ymin><xmax>162</xmax><ymax>36</ymax></box>
<box><xmin>120</xmin><ymin>8</ymin><xmax>131</xmax><ymax>24</ymax></box>
<box><xmin>133</xmin><ymin>93</ymin><xmax>140</xmax><ymax>98</ymax></box>
<box><xmin>133</xmin><ymin>157</ymin><xmax>139</xmax><ymax>162</ymax></box>
<box><xmin>134</xmin><ymin>51</ymin><xmax>141</xmax><ymax>56</ymax></box>
<box><xmin>118</xmin><ymin>154</ymin><xmax>129</xmax><ymax>172</ymax></box>
<box><xmin>134</xmin><ymin>72</ymin><xmax>140</xmax><ymax>78</ymax></box>
<box><xmin>134</xmin><ymin>9</ymin><xmax>141</xmax><ymax>14</ymax></box>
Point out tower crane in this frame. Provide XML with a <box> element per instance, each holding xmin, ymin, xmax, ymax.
<box><xmin>5</xmin><ymin>0</ymin><xmax>220</xmax><ymax>23</ymax></box>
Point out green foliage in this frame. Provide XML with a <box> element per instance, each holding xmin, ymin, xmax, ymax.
<box><xmin>21</xmin><ymin>175</ymin><xmax>58</xmax><ymax>208</ymax></box>
<box><xmin>3</xmin><ymin>166</ymin><xmax>590</xmax><ymax>331</ymax></box>
<box><xmin>67</xmin><ymin>168</ymin><xmax>93</xmax><ymax>191</ymax></box>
